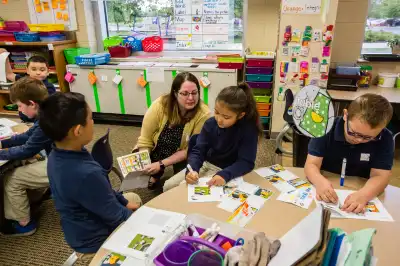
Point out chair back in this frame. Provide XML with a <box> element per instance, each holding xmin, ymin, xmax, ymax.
<box><xmin>91</xmin><ymin>129</ymin><xmax>113</xmax><ymax>173</ymax></box>
<box><xmin>283</xmin><ymin>89</ymin><xmax>294</xmax><ymax>124</ymax></box>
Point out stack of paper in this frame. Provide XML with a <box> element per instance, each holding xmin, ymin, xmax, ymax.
<box><xmin>316</xmin><ymin>190</ymin><xmax>394</xmax><ymax>222</ymax></box>
<box><xmin>276</xmin><ymin>187</ymin><xmax>315</xmax><ymax>209</ymax></box>
<box><xmin>188</xmin><ymin>177</ymin><xmax>224</xmax><ymax>202</ymax></box>
<box><xmin>0</xmin><ymin>119</ymin><xmax>15</xmax><ymax>140</ymax></box>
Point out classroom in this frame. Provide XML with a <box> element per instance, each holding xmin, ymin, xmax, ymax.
<box><xmin>0</xmin><ymin>0</ymin><xmax>399</xmax><ymax>265</ymax></box>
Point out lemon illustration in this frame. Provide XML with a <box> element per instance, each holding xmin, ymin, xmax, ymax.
<box><xmin>311</xmin><ymin>111</ymin><xmax>323</xmax><ymax>123</ymax></box>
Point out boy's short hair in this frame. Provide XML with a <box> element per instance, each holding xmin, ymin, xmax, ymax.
<box><xmin>39</xmin><ymin>92</ymin><xmax>88</xmax><ymax>142</ymax></box>
<box><xmin>27</xmin><ymin>55</ymin><xmax>49</xmax><ymax>68</ymax></box>
<box><xmin>10</xmin><ymin>76</ymin><xmax>48</xmax><ymax>105</ymax></box>
<box><xmin>348</xmin><ymin>93</ymin><xmax>393</xmax><ymax>128</ymax></box>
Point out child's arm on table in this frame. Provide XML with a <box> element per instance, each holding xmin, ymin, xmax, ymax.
<box><xmin>209</xmin><ymin>126</ymin><xmax>258</xmax><ymax>186</ymax></box>
<box><xmin>305</xmin><ymin>136</ymin><xmax>338</xmax><ymax>203</ymax></box>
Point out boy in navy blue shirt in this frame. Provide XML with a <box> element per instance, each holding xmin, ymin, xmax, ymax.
<box><xmin>39</xmin><ymin>92</ymin><xmax>142</xmax><ymax>263</ymax></box>
<box><xmin>0</xmin><ymin>77</ymin><xmax>52</xmax><ymax>236</ymax></box>
<box><xmin>305</xmin><ymin>94</ymin><xmax>394</xmax><ymax>214</ymax></box>
<box><xmin>0</xmin><ymin>49</ymin><xmax>55</xmax><ymax>122</ymax></box>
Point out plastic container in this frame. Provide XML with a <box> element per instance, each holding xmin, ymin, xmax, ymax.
<box><xmin>247</xmin><ymin>81</ymin><xmax>273</xmax><ymax>89</ymax></box>
<box><xmin>14</xmin><ymin>32</ymin><xmax>40</xmax><ymax>42</ymax></box>
<box><xmin>336</xmin><ymin>65</ymin><xmax>360</xmax><ymax>75</ymax></box>
<box><xmin>142</xmin><ymin>36</ymin><xmax>164</xmax><ymax>52</ymax></box>
<box><xmin>75</xmin><ymin>53</ymin><xmax>111</xmax><ymax>66</ymax></box>
<box><xmin>358</xmin><ymin>65</ymin><xmax>372</xmax><ymax>88</ymax></box>
<box><xmin>28</xmin><ymin>24</ymin><xmax>65</xmax><ymax>32</ymax></box>
<box><xmin>0</xmin><ymin>31</ymin><xmax>16</xmax><ymax>41</ymax></box>
<box><xmin>108</xmin><ymin>45</ymin><xmax>132</xmax><ymax>58</ymax></box>
<box><xmin>254</xmin><ymin>95</ymin><xmax>271</xmax><ymax>103</ymax></box>
<box><xmin>217</xmin><ymin>57</ymin><xmax>244</xmax><ymax>63</ymax></box>
<box><xmin>64</xmin><ymin>47</ymin><xmax>91</xmax><ymax>64</ymax></box>
<box><xmin>5</xmin><ymin>21</ymin><xmax>28</xmax><ymax>32</ymax></box>
<box><xmin>103</xmin><ymin>36</ymin><xmax>123</xmax><ymax>50</ymax></box>
<box><xmin>397</xmin><ymin>77</ymin><xmax>400</xmax><ymax>89</ymax></box>
<box><xmin>218</xmin><ymin>62</ymin><xmax>243</xmax><ymax>69</ymax></box>
<box><xmin>260</xmin><ymin>116</ymin><xmax>270</xmax><ymax>124</ymax></box>
<box><xmin>378</xmin><ymin>73</ymin><xmax>399</xmax><ymax>88</ymax></box>
<box><xmin>246</xmin><ymin>74</ymin><xmax>273</xmax><ymax>82</ymax></box>
<box><xmin>256</xmin><ymin>102</ymin><xmax>271</xmax><ymax>110</ymax></box>
<box><xmin>123</xmin><ymin>36</ymin><xmax>143</xmax><ymax>51</ymax></box>
<box><xmin>162</xmin><ymin>240</ymin><xmax>197</xmax><ymax>265</ymax></box>
<box><xmin>39</xmin><ymin>34</ymin><xmax>66</xmax><ymax>42</ymax></box>
<box><xmin>246</xmin><ymin>67</ymin><xmax>274</xmax><ymax>75</ymax></box>
<box><xmin>247</xmin><ymin>59</ymin><xmax>274</xmax><ymax>67</ymax></box>
<box><xmin>188</xmin><ymin>250</ymin><xmax>223</xmax><ymax>266</ymax></box>
<box><xmin>258</xmin><ymin>109</ymin><xmax>271</xmax><ymax>116</ymax></box>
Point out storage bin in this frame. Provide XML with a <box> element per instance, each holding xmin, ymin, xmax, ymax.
<box><xmin>142</xmin><ymin>36</ymin><xmax>163</xmax><ymax>52</ymax></box>
<box><xmin>64</xmin><ymin>47</ymin><xmax>91</xmax><ymax>64</ymax></box>
<box><xmin>260</xmin><ymin>116</ymin><xmax>270</xmax><ymax>124</ymax></box>
<box><xmin>28</xmin><ymin>24</ymin><xmax>65</xmax><ymax>32</ymax></box>
<box><xmin>256</xmin><ymin>102</ymin><xmax>271</xmax><ymax>110</ymax></box>
<box><xmin>108</xmin><ymin>45</ymin><xmax>132</xmax><ymax>58</ymax></box>
<box><xmin>75</xmin><ymin>53</ymin><xmax>111</xmax><ymax>66</ymax></box>
<box><xmin>14</xmin><ymin>32</ymin><xmax>40</xmax><ymax>42</ymax></box>
<box><xmin>103</xmin><ymin>36</ymin><xmax>123</xmax><ymax>50</ymax></box>
<box><xmin>247</xmin><ymin>81</ymin><xmax>272</xmax><ymax>89</ymax></box>
<box><xmin>5</xmin><ymin>21</ymin><xmax>28</xmax><ymax>32</ymax></box>
<box><xmin>123</xmin><ymin>36</ymin><xmax>143</xmax><ymax>52</ymax></box>
<box><xmin>258</xmin><ymin>109</ymin><xmax>271</xmax><ymax>116</ymax></box>
<box><xmin>39</xmin><ymin>34</ymin><xmax>66</xmax><ymax>42</ymax></box>
<box><xmin>246</xmin><ymin>74</ymin><xmax>273</xmax><ymax>82</ymax></box>
<box><xmin>254</xmin><ymin>95</ymin><xmax>271</xmax><ymax>103</ymax></box>
<box><xmin>247</xmin><ymin>59</ymin><xmax>274</xmax><ymax>67</ymax></box>
<box><xmin>218</xmin><ymin>62</ymin><xmax>243</xmax><ymax>69</ymax></box>
<box><xmin>217</xmin><ymin>57</ymin><xmax>244</xmax><ymax>63</ymax></box>
<box><xmin>378</xmin><ymin>73</ymin><xmax>399</xmax><ymax>88</ymax></box>
<box><xmin>246</xmin><ymin>67</ymin><xmax>274</xmax><ymax>75</ymax></box>
<box><xmin>336</xmin><ymin>65</ymin><xmax>360</xmax><ymax>75</ymax></box>
<box><xmin>0</xmin><ymin>31</ymin><xmax>16</xmax><ymax>41</ymax></box>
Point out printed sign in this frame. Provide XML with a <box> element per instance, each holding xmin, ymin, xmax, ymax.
<box><xmin>282</xmin><ymin>0</ymin><xmax>322</xmax><ymax>14</ymax></box>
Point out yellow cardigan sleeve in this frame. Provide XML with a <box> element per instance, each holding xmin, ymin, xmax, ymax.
<box><xmin>136</xmin><ymin>98</ymin><xmax>164</xmax><ymax>150</ymax></box>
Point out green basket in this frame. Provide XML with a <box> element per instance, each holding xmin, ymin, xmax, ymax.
<box><xmin>254</xmin><ymin>95</ymin><xmax>271</xmax><ymax>103</ymax></box>
<box><xmin>64</xmin><ymin>47</ymin><xmax>91</xmax><ymax>64</ymax></box>
<box><xmin>103</xmin><ymin>36</ymin><xmax>123</xmax><ymax>50</ymax></box>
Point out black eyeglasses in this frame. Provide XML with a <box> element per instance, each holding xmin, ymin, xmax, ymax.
<box><xmin>346</xmin><ymin>120</ymin><xmax>381</xmax><ymax>141</ymax></box>
<box><xmin>178</xmin><ymin>91</ymin><xmax>199</xmax><ymax>97</ymax></box>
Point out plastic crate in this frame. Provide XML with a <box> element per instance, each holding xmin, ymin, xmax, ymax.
<box><xmin>254</xmin><ymin>95</ymin><xmax>271</xmax><ymax>103</ymax></box>
<box><xmin>40</xmin><ymin>34</ymin><xmax>66</xmax><ymax>42</ymax></box>
<box><xmin>14</xmin><ymin>32</ymin><xmax>40</xmax><ymax>42</ymax></box>
<box><xmin>258</xmin><ymin>109</ymin><xmax>271</xmax><ymax>116</ymax></box>
<box><xmin>247</xmin><ymin>81</ymin><xmax>272</xmax><ymax>89</ymax></box>
<box><xmin>218</xmin><ymin>62</ymin><xmax>243</xmax><ymax>69</ymax></box>
<box><xmin>0</xmin><ymin>31</ymin><xmax>16</xmax><ymax>41</ymax></box>
<box><xmin>103</xmin><ymin>36</ymin><xmax>123</xmax><ymax>50</ymax></box>
<box><xmin>256</xmin><ymin>102</ymin><xmax>271</xmax><ymax>110</ymax></box>
<box><xmin>246</xmin><ymin>67</ymin><xmax>274</xmax><ymax>75</ymax></box>
<box><xmin>246</xmin><ymin>74</ymin><xmax>273</xmax><ymax>82</ymax></box>
<box><xmin>123</xmin><ymin>36</ymin><xmax>143</xmax><ymax>52</ymax></box>
<box><xmin>28</xmin><ymin>24</ymin><xmax>65</xmax><ymax>32</ymax></box>
<box><xmin>260</xmin><ymin>116</ymin><xmax>270</xmax><ymax>124</ymax></box>
<box><xmin>5</xmin><ymin>21</ymin><xmax>28</xmax><ymax>32</ymax></box>
<box><xmin>217</xmin><ymin>57</ymin><xmax>244</xmax><ymax>63</ymax></box>
<box><xmin>336</xmin><ymin>65</ymin><xmax>360</xmax><ymax>75</ymax></box>
<box><xmin>108</xmin><ymin>45</ymin><xmax>132</xmax><ymax>58</ymax></box>
<box><xmin>142</xmin><ymin>36</ymin><xmax>163</xmax><ymax>52</ymax></box>
<box><xmin>247</xmin><ymin>59</ymin><xmax>274</xmax><ymax>67</ymax></box>
<box><xmin>75</xmin><ymin>53</ymin><xmax>111</xmax><ymax>66</ymax></box>
<box><xmin>64</xmin><ymin>47</ymin><xmax>91</xmax><ymax>64</ymax></box>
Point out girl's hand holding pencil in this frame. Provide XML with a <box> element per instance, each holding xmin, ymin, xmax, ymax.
<box><xmin>186</xmin><ymin>164</ymin><xmax>199</xmax><ymax>184</ymax></box>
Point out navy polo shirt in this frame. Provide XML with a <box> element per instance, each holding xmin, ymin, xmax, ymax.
<box><xmin>308</xmin><ymin>117</ymin><xmax>394</xmax><ymax>178</ymax></box>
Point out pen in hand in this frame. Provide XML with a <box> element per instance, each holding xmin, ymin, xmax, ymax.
<box><xmin>340</xmin><ymin>158</ymin><xmax>347</xmax><ymax>187</ymax></box>
<box><xmin>187</xmin><ymin>164</ymin><xmax>199</xmax><ymax>184</ymax></box>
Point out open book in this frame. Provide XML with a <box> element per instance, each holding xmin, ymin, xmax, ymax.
<box><xmin>117</xmin><ymin>150</ymin><xmax>152</xmax><ymax>191</ymax></box>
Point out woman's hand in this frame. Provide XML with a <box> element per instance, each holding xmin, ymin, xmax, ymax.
<box><xmin>143</xmin><ymin>162</ymin><xmax>161</xmax><ymax>175</ymax></box>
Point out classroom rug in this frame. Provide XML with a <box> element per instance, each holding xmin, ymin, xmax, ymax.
<box><xmin>0</xmin><ymin>123</ymin><xmax>278</xmax><ymax>266</ymax></box>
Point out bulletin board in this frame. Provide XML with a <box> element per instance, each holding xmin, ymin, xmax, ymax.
<box><xmin>27</xmin><ymin>0</ymin><xmax>77</xmax><ymax>30</ymax></box>
<box><xmin>174</xmin><ymin>0</ymin><xmax>233</xmax><ymax>50</ymax></box>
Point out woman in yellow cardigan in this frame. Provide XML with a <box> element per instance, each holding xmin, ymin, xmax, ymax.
<box><xmin>136</xmin><ymin>72</ymin><xmax>210</xmax><ymax>191</ymax></box>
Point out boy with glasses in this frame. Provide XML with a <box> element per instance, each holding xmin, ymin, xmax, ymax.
<box><xmin>305</xmin><ymin>94</ymin><xmax>394</xmax><ymax>214</ymax></box>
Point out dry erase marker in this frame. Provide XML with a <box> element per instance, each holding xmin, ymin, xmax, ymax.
<box><xmin>340</xmin><ymin>158</ymin><xmax>347</xmax><ymax>186</ymax></box>
<box><xmin>187</xmin><ymin>164</ymin><xmax>194</xmax><ymax>173</ymax></box>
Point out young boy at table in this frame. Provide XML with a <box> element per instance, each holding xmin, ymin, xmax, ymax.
<box><xmin>0</xmin><ymin>49</ymin><xmax>55</xmax><ymax>122</ymax></box>
<box><xmin>305</xmin><ymin>93</ymin><xmax>394</xmax><ymax>214</ymax></box>
<box><xmin>0</xmin><ymin>77</ymin><xmax>52</xmax><ymax>236</ymax></box>
<box><xmin>39</xmin><ymin>92</ymin><xmax>142</xmax><ymax>263</ymax></box>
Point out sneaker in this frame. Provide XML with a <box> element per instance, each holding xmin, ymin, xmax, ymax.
<box><xmin>1</xmin><ymin>219</ymin><xmax>37</xmax><ymax>236</ymax></box>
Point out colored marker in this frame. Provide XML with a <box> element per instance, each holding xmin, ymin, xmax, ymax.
<box><xmin>187</xmin><ymin>164</ymin><xmax>194</xmax><ymax>173</ymax></box>
<box><xmin>340</xmin><ymin>158</ymin><xmax>347</xmax><ymax>186</ymax></box>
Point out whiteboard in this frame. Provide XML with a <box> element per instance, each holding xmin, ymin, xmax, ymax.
<box><xmin>27</xmin><ymin>0</ymin><xmax>77</xmax><ymax>30</ymax></box>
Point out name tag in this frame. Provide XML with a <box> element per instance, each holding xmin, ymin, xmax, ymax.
<box><xmin>360</xmin><ymin>153</ymin><xmax>370</xmax><ymax>161</ymax></box>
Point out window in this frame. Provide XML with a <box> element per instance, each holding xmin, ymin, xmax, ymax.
<box><xmin>362</xmin><ymin>0</ymin><xmax>400</xmax><ymax>54</ymax></box>
<box><xmin>102</xmin><ymin>0</ymin><xmax>244</xmax><ymax>51</ymax></box>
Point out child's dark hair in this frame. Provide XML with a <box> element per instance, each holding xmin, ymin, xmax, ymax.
<box><xmin>39</xmin><ymin>92</ymin><xmax>88</xmax><ymax>142</ymax></box>
<box><xmin>216</xmin><ymin>82</ymin><xmax>263</xmax><ymax>137</ymax></box>
<box><xmin>27</xmin><ymin>55</ymin><xmax>49</xmax><ymax>67</ymax></box>
<box><xmin>10</xmin><ymin>76</ymin><xmax>48</xmax><ymax>105</ymax></box>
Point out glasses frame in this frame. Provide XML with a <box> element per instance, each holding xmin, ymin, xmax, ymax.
<box><xmin>346</xmin><ymin>119</ymin><xmax>381</xmax><ymax>141</ymax></box>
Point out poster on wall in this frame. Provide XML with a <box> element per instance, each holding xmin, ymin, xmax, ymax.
<box><xmin>27</xmin><ymin>0</ymin><xmax>77</xmax><ymax>30</ymax></box>
<box><xmin>282</xmin><ymin>0</ymin><xmax>322</xmax><ymax>14</ymax></box>
<box><xmin>174</xmin><ymin>0</ymin><xmax>231</xmax><ymax>50</ymax></box>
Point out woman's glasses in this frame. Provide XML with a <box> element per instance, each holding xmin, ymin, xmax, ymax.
<box><xmin>178</xmin><ymin>91</ymin><xmax>199</xmax><ymax>97</ymax></box>
<box><xmin>346</xmin><ymin>120</ymin><xmax>381</xmax><ymax>141</ymax></box>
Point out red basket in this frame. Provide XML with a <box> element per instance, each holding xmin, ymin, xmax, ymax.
<box><xmin>142</xmin><ymin>36</ymin><xmax>163</xmax><ymax>52</ymax></box>
<box><xmin>0</xmin><ymin>31</ymin><xmax>16</xmax><ymax>41</ymax></box>
<box><xmin>4</xmin><ymin>21</ymin><xmax>28</xmax><ymax>32</ymax></box>
<box><xmin>108</xmin><ymin>44</ymin><xmax>132</xmax><ymax>58</ymax></box>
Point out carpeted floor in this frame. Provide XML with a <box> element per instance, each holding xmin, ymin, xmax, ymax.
<box><xmin>0</xmin><ymin>123</ymin><xmax>277</xmax><ymax>266</ymax></box>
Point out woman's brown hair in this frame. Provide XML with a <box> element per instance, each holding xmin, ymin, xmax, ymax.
<box><xmin>216</xmin><ymin>82</ymin><xmax>263</xmax><ymax>137</ymax></box>
<box><xmin>162</xmin><ymin>72</ymin><xmax>201</xmax><ymax>126</ymax></box>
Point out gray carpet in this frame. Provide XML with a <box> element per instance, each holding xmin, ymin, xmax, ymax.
<box><xmin>0</xmin><ymin>123</ymin><xmax>277</xmax><ymax>266</ymax></box>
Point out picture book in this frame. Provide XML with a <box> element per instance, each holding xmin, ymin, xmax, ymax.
<box><xmin>117</xmin><ymin>150</ymin><xmax>151</xmax><ymax>177</ymax></box>
<box><xmin>277</xmin><ymin>187</ymin><xmax>315</xmax><ymax>209</ymax></box>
